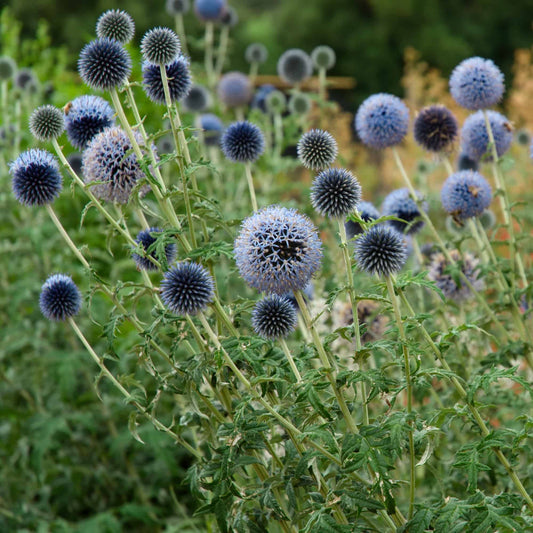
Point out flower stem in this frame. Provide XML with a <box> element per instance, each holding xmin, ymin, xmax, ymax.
<box><xmin>204</xmin><ymin>22</ymin><xmax>215</xmax><ymax>88</ymax></box>
<box><xmin>174</xmin><ymin>14</ymin><xmax>189</xmax><ymax>57</ymax></box>
<box><xmin>244</xmin><ymin>162</ymin><xmax>258</xmax><ymax>212</ymax></box>
<box><xmin>214</xmin><ymin>25</ymin><xmax>229</xmax><ymax>77</ymax></box>
<box><xmin>279</xmin><ymin>338</ymin><xmax>303</xmax><ymax>383</ymax></box>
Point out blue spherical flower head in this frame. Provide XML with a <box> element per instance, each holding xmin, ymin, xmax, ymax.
<box><xmin>457</xmin><ymin>152</ymin><xmax>478</xmax><ymax>171</ymax></box>
<box><xmin>251</xmin><ymin>84</ymin><xmax>275</xmax><ymax>113</ymax></box>
<box><xmin>96</xmin><ymin>9</ymin><xmax>135</xmax><ymax>44</ymax></box>
<box><xmin>142</xmin><ymin>56</ymin><xmax>192</xmax><ymax>105</ymax></box>
<box><xmin>297</xmin><ymin>129</ymin><xmax>338</xmax><ymax>170</ymax></box>
<box><xmin>10</xmin><ymin>149</ymin><xmax>62</xmax><ymax>207</ymax></box>
<box><xmin>381</xmin><ymin>188</ymin><xmax>427</xmax><ymax>235</ymax></box>
<box><xmin>221</xmin><ymin>121</ymin><xmax>265</xmax><ymax>163</ymax></box>
<box><xmin>194</xmin><ymin>0</ymin><xmax>226</xmax><ymax>21</ymax></box>
<box><xmin>355</xmin><ymin>225</ymin><xmax>407</xmax><ymax>277</ymax></box>
<box><xmin>132</xmin><ymin>227</ymin><xmax>177</xmax><ymax>271</ymax></box>
<box><xmin>450</xmin><ymin>57</ymin><xmax>504</xmax><ymax>110</ymax></box>
<box><xmin>39</xmin><ymin>274</ymin><xmax>82</xmax><ymax>321</ymax></box>
<box><xmin>196</xmin><ymin>113</ymin><xmax>223</xmax><ymax>147</ymax></box>
<box><xmin>166</xmin><ymin>0</ymin><xmax>190</xmax><ymax>15</ymax></box>
<box><xmin>64</xmin><ymin>95</ymin><xmax>115</xmax><ymax>150</ymax></box>
<box><xmin>234</xmin><ymin>205</ymin><xmax>322</xmax><ymax>295</ymax></box>
<box><xmin>277</xmin><ymin>49</ymin><xmax>313</xmax><ymax>85</ymax></box>
<box><xmin>355</xmin><ymin>93</ymin><xmax>409</xmax><ymax>149</ymax></box>
<box><xmin>141</xmin><ymin>27</ymin><xmax>181</xmax><ymax>66</ymax></box>
<box><xmin>413</xmin><ymin>105</ymin><xmax>458</xmax><ymax>152</ymax></box>
<box><xmin>311</xmin><ymin>168</ymin><xmax>362</xmax><ymax>219</ymax></box>
<box><xmin>29</xmin><ymin>105</ymin><xmax>65</xmax><ymax>142</ymax></box>
<box><xmin>217</xmin><ymin>71</ymin><xmax>252</xmax><ymax>108</ymax></box>
<box><xmin>345</xmin><ymin>201</ymin><xmax>380</xmax><ymax>240</ymax></box>
<box><xmin>245</xmin><ymin>43</ymin><xmax>268</xmax><ymax>65</ymax></box>
<box><xmin>78</xmin><ymin>38</ymin><xmax>131</xmax><ymax>91</ymax></box>
<box><xmin>160</xmin><ymin>262</ymin><xmax>214</xmax><ymax>315</ymax></box>
<box><xmin>252</xmin><ymin>295</ymin><xmax>298</xmax><ymax>340</ymax></box>
<box><xmin>182</xmin><ymin>84</ymin><xmax>211</xmax><ymax>112</ymax></box>
<box><xmin>461</xmin><ymin>110</ymin><xmax>512</xmax><ymax>162</ymax></box>
<box><xmin>441</xmin><ymin>170</ymin><xmax>492</xmax><ymax>221</ymax></box>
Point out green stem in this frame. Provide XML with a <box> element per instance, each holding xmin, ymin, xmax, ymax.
<box><xmin>318</xmin><ymin>67</ymin><xmax>326</xmax><ymax>101</ymax></box>
<box><xmin>279</xmin><ymin>338</ymin><xmax>302</xmax><ymax>383</ymax></box>
<box><xmin>174</xmin><ymin>14</ymin><xmax>189</xmax><ymax>57</ymax></box>
<box><xmin>244</xmin><ymin>162</ymin><xmax>258</xmax><ymax>212</ymax></box>
<box><xmin>204</xmin><ymin>22</ymin><xmax>215</xmax><ymax>88</ymax></box>
<box><xmin>215</xmin><ymin>25</ymin><xmax>229</xmax><ymax>77</ymax></box>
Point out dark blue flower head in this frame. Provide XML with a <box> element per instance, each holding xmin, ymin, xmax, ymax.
<box><xmin>414</xmin><ymin>105</ymin><xmax>458</xmax><ymax>152</ymax></box>
<box><xmin>39</xmin><ymin>274</ymin><xmax>82</xmax><ymax>321</ymax></box>
<box><xmin>277</xmin><ymin>49</ymin><xmax>312</xmax><ymax>85</ymax></box>
<box><xmin>10</xmin><ymin>149</ymin><xmax>62</xmax><ymax>207</ymax></box>
<box><xmin>194</xmin><ymin>0</ymin><xmax>226</xmax><ymax>21</ymax></box>
<box><xmin>355</xmin><ymin>93</ymin><xmax>409</xmax><ymax>149</ymax></box>
<box><xmin>516</xmin><ymin>129</ymin><xmax>530</xmax><ymax>147</ymax></box>
<box><xmin>64</xmin><ymin>95</ymin><xmax>115</xmax><ymax>150</ymax></box>
<box><xmin>381</xmin><ymin>188</ymin><xmax>427</xmax><ymax>235</ymax></box>
<box><xmin>0</xmin><ymin>56</ymin><xmax>16</xmax><ymax>81</ymax></box>
<box><xmin>29</xmin><ymin>105</ymin><xmax>65</xmax><ymax>142</ymax></box>
<box><xmin>457</xmin><ymin>152</ymin><xmax>478</xmax><ymax>171</ymax></box>
<box><xmin>441</xmin><ymin>170</ymin><xmax>492</xmax><ymax>221</ymax></box>
<box><xmin>297</xmin><ymin>129</ymin><xmax>338</xmax><ymax>170</ymax></box>
<box><xmin>132</xmin><ymin>227</ymin><xmax>177</xmax><ymax>271</ymax></box>
<box><xmin>141</xmin><ymin>27</ymin><xmax>181</xmax><ymax>66</ymax></box>
<box><xmin>355</xmin><ymin>225</ymin><xmax>407</xmax><ymax>277</ymax></box>
<box><xmin>142</xmin><ymin>56</ymin><xmax>191</xmax><ymax>105</ymax></box>
<box><xmin>166</xmin><ymin>0</ymin><xmax>190</xmax><ymax>14</ymax></box>
<box><xmin>345</xmin><ymin>201</ymin><xmax>380</xmax><ymax>240</ymax></box>
<box><xmin>220</xmin><ymin>6</ymin><xmax>238</xmax><ymax>27</ymax></box>
<box><xmin>234</xmin><ymin>205</ymin><xmax>322</xmax><ymax>295</ymax></box>
<box><xmin>182</xmin><ymin>84</ymin><xmax>211</xmax><ymax>112</ymax></box>
<box><xmin>217</xmin><ymin>71</ymin><xmax>252</xmax><ymax>108</ymax></box>
<box><xmin>196</xmin><ymin>113</ymin><xmax>224</xmax><ymax>147</ymax></box>
<box><xmin>14</xmin><ymin>68</ymin><xmax>37</xmax><ymax>91</ymax></box>
<box><xmin>160</xmin><ymin>262</ymin><xmax>214</xmax><ymax>315</ymax></box>
<box><xmin>449</xmin><ymin>57</ymin><xmax>504</xmax><ymax>110</ymax></box>
<box><xmin>460</xmin><ymin>110</ymin><xmax>512</xmax><ymax>162</ymax></box>
<box><xmin>311</xmin><ymin>45</ymin><xmax>336</xmax><ymax>70</ymax></box>
<box><xmin>288</xmin><ymin>93</ymin><xmax>311</xmax><ymax>116</ymax></box>
<box><xmin>311</xmin><ymin>168</ymin><xmax>362</xmax><ymax>218</ymax></box>
<box><xmin>96</xmin><ymin>9</ymin><xmax>135</xmax><ymax>44</ymax></box>
<box><xmin>78</xmin><ymin>38</ymin><xmax>131</xmax><ymax>91</ymax></box>
<box><xmin>252</xmin><ymin>295</ymin><xmax>297</xmax><ymax>339</ymax></box>
<box><xmin>251</xmin><ymin>84</ymin><xmax>275</xmax><ymax>113</ymax></box>
<box><xmin>245</xmin><ymin>43</ymin><xmax>268</xmax><ymax>64</ymax></box>
<box><xmin>221</xmin><ymin>120</ymin><xmax>265</xmax><ymax>163</ymax></box>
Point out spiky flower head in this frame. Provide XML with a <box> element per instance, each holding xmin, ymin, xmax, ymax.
<box><xmin>64</xmin><ymin>95</ymin><xmax>115</xmax><ymax>150</ymax></box>
<box><xmin>381</xmin><ymin>188</ymin><xmax>427</xmax><ymax>235</ymax></box>
<box><xmin>96</xmin><ymin>9</ymin><xmax>135</xmax><ymax>44</ymax></box>
<box><xmin>196</xmin><ymin>113</ymin><xmax>224</xmax><ymax>147</ymax></box>
<box><xmin>428</xmin><ymin>250</ymin><xmax>483</xmax><ymax>301</ymax></box>
<box><xmin>297</xmin><ymin>129</ymin><xmax>338</xmax><ymax>170</ymax></box>
<box><xmin>516</xmin><ymin>129</ymin><xmax>530</xmax><ymax>147</ymax></box>
<box><xmin>345</xmin><ymin>201</ymin><xmax>380</xmax><ymax>240</ymax></box>
<box><xmin>265</xmin><ymin>90</ymin><xmax>286</xmax><ymax>114</ymax></box>
<box><xmin>29</xmin><ymin>105</ymin><xmax>65</xmax><ymax>142</ymax></box>
<box><xmin>234</xmin><ymin>205</ymin><xmax>322</xmax><ymax>295</ymax></box>
<box><xmin>78</xmin><ymin>38</ymin><xmax>131</xmax><ymax>91</ymax></box>
<box><xmin>355</xmin><ymin>93</ymin><xmax>409</xmax><ymax>149</ymax></box>
<box><xmin>252</xmin><ymin>295</ymin><xmax>297</xmax><ymax>339</ymax></box>
<box><xmin>160</xmin><ymin>262</ymin><xmax>214</xmax><ymax>315</ymax></box>
<box><xmin>10</xmin><ymin>149</ymin><xmax>62</xmax><ymax>207</ymax></box>
<box><xmin>311</xmin><ymin>168</ymin><xmax>361</xmax><ymax>219</ymax></box>
<box><xmin>82</xmin><ymin>127</ymin><xmax>151</xmax><ymax>204</ymax></box>
<box><xmin>245</xmin><ymin>43</ymin><xmax>268</xmax><ymax>64</ymax></box>
<box><xmin>166</xmin><ymin>0</ymin><xmax>190</xmax><ymax>15</ymax></box>
<box><xmin>413</xmin><ymin>105</ymin><xmax>458</xmax><ymax>152</ymax></box>
<box><xmin>194</xmin><ymin>0</ymin><xmax>226</xmax><ymax>21</ymax></box>
<box><xmin>141</xmin><ymin>27</ymin><xmax>180</xmax><ymax>66</ymax></box>
<box><xmin>142</xmin><ymin>56</ymin><xmax>191</xmax><ymax>104</ymax></box>
<box><xmin>449</xmin><ymin>57</ymin><xmax>504</xmax><ymax>110</ymax></box>
<box><xmin>355</xmin><ymin>225</ymin><xmax>407</xmax><ymax>277</ymax></box>
<box><xmin>0</xmin><ymin>56</ymin><xmax>16</xmax><ymax>80</ymax></box>
<box><xmin>132</xmin><ymin>227</ymin><xmax>177</xmax><ymax>271</ymax></box>
<box><xmin>220</xmin><ymin>7</ymin><xmax>238</xmax><ymax>27</ymax></box>
<box><xmin>221</xmin><ymin>120</ymin><xmax>265</xmax><ymax>163</ymax></box>
<box><xmin>288</xmin><ymin>93</ymin><xmax>311</xmax><ymax>115</ymax></box>
<box><xmin>277</xmin><ymin>49</ymin><xmax>312</xmax><ymax>85</ymax></box>
<box><xmin>457</xmin><ymin>152</ymin><xmax>478</xmax><ymax>171</ymax></box>
<box><xmin>311</xmin><ymin>45</ymin><xmax>336</xmax><ymax>70</ymax></box>
<box><xmin>39</xmin><ymin>274</ymin><xmax>82</xmax><ymax>321</ymax></box>
<box><xmin>14</xmin><ymin>68</ymin><xmax>37</xmax><ymax>91</ymax></box>
<box><xmin>441</xmin><ymin>170</ymin><xmax>492</xmax><ymax>221</ymax></box>
<box><xmin>460</xmin><ymin>110</ymin><xmax>512</xmax><ymax>162</ymax></box>
<box><xmin>182</xmin><ymin>84</ymin><xmax>211</xmax><ymax>112</ymax></box>
<box><xmin>217</xmin><ymin>71</ymin><xmax>252</xmax><ymax>108</ymax></box>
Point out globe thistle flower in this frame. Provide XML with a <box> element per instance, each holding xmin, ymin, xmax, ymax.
<box><xmin>516</xmin><ymin>129</ymin><xmax>530</xmax><ymax>147</ymax></box>
<box><xmin>355</xmin><ymin>93</ymin><xmax>409</xmax><ymax>149</ymax></box>
<box><xmin>29</xmin><ymin>105</ymin><xmax>65</xmax><ymax>142</ymax></box>
<box><xmin>160</xmin><ymin>262</ymin><xmax>214</xmax><ymax>315</ymax></box>
<box><xmin>132</xmin><ymin>227</ymin><xmax>177</xmax><ymax>271</ymax></box>
<box><xmin>311</xmin><ymin>45</ymin><xmax>336</xmax><ymax>70</ymax></box>
<box><xmin>277</xmin><ymin>49</ymin><xmax>313</xmax><ymax>85</ymax></box>
<box><xmin>142</xmin><ymin>56</ymin><xmax>191</xmax><ymax>104</ymax></box>
<box><xmin>217</xmin><ymin>71</ymin><xmax>252</xmax><ymax>108</ymax></box>
<box><xmin>345</xmin><ymin>201</ymin><xmax>380</xmax><ymax>239</ymax></box>
<box><xmin>288</xmin><ymin>92</ymin><xmax>311</xmax><ymax>115</ymax></box>
<box><xmin>82</xmin><ymin>127</ymin><xmax>151</xmax><ymax>204</ymax></box>
<box><xmin>166</xmin><ymin>0</ymin><xmax>190</xmax><ymax>15</ymax></box>
<box><xmin>141</xmin><ymin>27</ymin><xmax>181</xmax><ymax>66</ymax></box>
<box><xmin>265</xmin><ymin>90</ymin><xmax>286</xmax><ymax>114</ymax></box>
<box><xmin>252</xmin><ymin>294</ymin><xmax>298</xmax><ymax>340</ymax></box>
<box><xmin>196</xmin><ymin>113</ymin><xmax>224</xmax><ymax>147</ymax></box>
<box><xmin>14</xmin><ymin>68</ymin><xmax>37</xmax><ymax>91</ymax></box>
<box><xmin>182</xmin><ymin>84</ymin><xmax>211</xmax><ymax>113</ymax></box>
<box><xmin>297</xmin><ymin>129</ymin><xmax>338</xmax><ymax>170</ymax></box>
<box><xmin>449</xmin><ymin>57</ymin><xmax>504</xmax><ymax>110</ymax></box>
<box><xmin>220</xmin><ymin>7</ymin><xmax>238</xmax><ymax>27</ymax></box>
<box><xmin>64</xmin><ymin>95</ymin><xmax>115</xmax><ymax>150</ymax></box>
<box><xmin>311</xmin><ymin>168</ymin><xmax>362</xmax><ymax>218</ymax></box>
<box><xmin>381</xmin><ymin>188</ymin><xmax>427</xmax><ymax>235</ymax></box>
<box><xmin>479</xmin><ymin>209</ymin><xmax>496</xmax><ymax>230</ymax></box>
<box><xmin>221</xmin><ymin>120</ymin><xmax>265</xmax><ymax>163</ymax></box>
<box><xmin>0</xmin><ymin>56</ymin><xmax>16</xmax><ymax>80</ymax></box>
<box><xmin>251</xmin><ymin>84</ymin><xmax>275</xmax><ymax>113</ymax></box>
<box><xmin>355</xmin><ymin>225</ymin><xmax>407</xmax><ymax>277</ymax></box>
<box><xmin>194</xmin><ymin>0</ymin><xmax>226</xmax><ymax>21</ymax></box>
<box><xmin>234</xmin><ymin>205</ymin><xmax>322</xmax><ymax>295</ymax></box>
<box><xmin>96</xmin><ymin>9</ymin><xmax>135</xmax><ymax>44</ymax></box>
<box><xmin>428</xmin><ymin>250</ymin><xmax>483</xmax><ymax>301</ymax></box>
<box><xmin>457</xmin><ymin>152</ymin><xmax>478</xmax><ymax>171</ymax></box>
<box><xmin>413</xmin><ymin>105</ymin><xmax>458</xmax><ymax>152</ymax></box>
<box><xmin>67</xmin><ymin>152</ymin><xmax>83</xmax><ymax>176</ymax></box>
<box><xmin>461</xmin><ymin>110</ymin><xmax>513</xmax><ymax>162</ymax></box>
<box><xmin>441</xmin><ymin>170</ymin><xmax>492</xmax><ymax>221</ymax></box>
<box><xmin>10</xmin><ymin>149</ymin><xmax>62</xmax><ymax>207</ymax></box>
<box><xmin>78</xmin><ymin>38</ymin><xmax>131</xmax><ymax>91</ymax></box>
<box><xmin>39</xmin><ymin>274</ymin><xmax>82</xmax><ymax>321</ymax></box>
<box><xmin>245</xmin><ymin>43</ymin><xmax>268</xmax><ymax>65</ymax></box>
